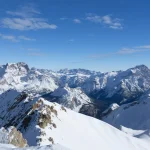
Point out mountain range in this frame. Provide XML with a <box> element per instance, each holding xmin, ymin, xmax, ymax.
<box><xmin>0</xmin><ymin>62</ymin><xmax>150</xmax><ymax>149</ymax></box>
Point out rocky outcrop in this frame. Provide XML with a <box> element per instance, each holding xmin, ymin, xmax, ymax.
<box><xmin>0</xmin><ymin>126</ymin><xmax>28</xmax><ymax>148</ymax></box>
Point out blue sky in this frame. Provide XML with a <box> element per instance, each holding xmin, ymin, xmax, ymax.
<box><xmin>0</xmin><ymin>0</ymin><xmax>150</xmax><ymax>72</ymax></box>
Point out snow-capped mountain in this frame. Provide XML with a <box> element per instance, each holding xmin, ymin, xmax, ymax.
<box><xmin>0</xmin><ymin>62</ymin><xmax>58</xmax><ymax>94</ymax></box>
<box><xmin>57</xmin><ymin>65</ymin><xmax>150</xmax><ymax>108</ymax></box>
<box><xmin>82</xmin><ymin>65</ymin><xmax>150</xmax><ymax>103</ymax></box>
<box><xmin>42</xmin><ymin>85</ymin><xmax>91</xmax><ymax>112</ymax></box>
<box><xmin>1</xmin><ymin>62</ymin><xmax>150</xmax><ymax>118</ymax></box>
<box><xmin>0</xmin><ymin>90</ymin><xmax>149</xmax><ymax>150</ymax></box>
<box><xmin>57</xmin><ymin>68</ymin><xmax>100</xmax><ymax>76</ymax></box>
<box><xmin>1</xmin><ymin>62</ymin><xmax>150</xmax><ymax>105</ymax></box>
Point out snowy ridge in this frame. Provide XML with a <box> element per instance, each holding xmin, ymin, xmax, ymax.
<box><xmin>0</xmin><ymin>90</ymin><xmax>149</xmax><ymax>149</ymax></box>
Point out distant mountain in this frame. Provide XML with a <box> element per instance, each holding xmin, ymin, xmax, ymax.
<box><xmin>57</xmin><ymin>64</ymin><xmax>150</xmax><ymax>117</ymax></box>
<box><xmin>0</xmin><ymin>62</ymin><xmax>150</xmax><ymax>117</ymax></box>
<box><xmin>57</xmin><ymin>68</ymin><xmax>100</xmax><ymax>76</ymax></box>
<box><xmin>0</xmin><ymin>90</ymin><xmax>149</xmax><ymax>150</ymax></box>
<box><xmin>80</xmin><ymin>65</ymin><xmax>150</xmax><ymax>103</ymax></box>
<box><xmin>0</xmin><ymin>62</ymin><xmax>58</xmax><ymax>94</ymax></box>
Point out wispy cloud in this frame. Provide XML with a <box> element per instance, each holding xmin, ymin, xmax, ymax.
<box><xmin>68</xmin><ymin>39</ymin><xmax>75</xmax><ymax>42</ymax></box>
<box><xmin>1</xmin><ymin>5</ymin><xmax>57</xmax><ymax>30</ymax></box>
<box><xmin>60</xmin><ymin>17</ymin><xmax>68</xmax><ymax>20</ymax></box>
<box><xmin>1</xmin><ymin>18</ymin><xmax>57</xmax><ymax>30</ymax></box>
<box><xmin>89</xmin><ymin>53</ymin><xmax>115</xmax><ymax>58</ymax></box>
<box><xmin>18</xmin><ymin>36</ymin><xmax>36</xmax><ymax>41</ymax></box>
<box><xmin>0</xmin><ymin>33</ymin><xmax>36</xmax><ymax>42</ymax></box>
<box><xmin>28</xmin><ymin>52</ymin><xmax>45</xmax><ymax>56</ymax></box>
<box><xmin>135</xmin><ymin>45</ymin><xmax>150</xmax><ymax>49</ymax></box>
<box><xmin>6</xmin><ymin>5</ymin><xmax>41</xmax><ymax>17</ymax></box>
<box><xmin>0</xmin><ymin>33</ymin><xmax>18</xmax><ymax>42</ymax></box>
<box><xmin>27</xmin><ymin>48</ymin><xmax>40</xmax><ymax>51</ymax></box>
<box><xmin>117</xmin><ymin>48</ymin><xmax>150</xmax><ymax>54</ymax></box>
<box><xmin>86</xmin><ymin>14</ymin><xmax>123</xmax><ymax>29</ymax></box>
<box><xmin>73</xmin><ymin>19</ymin><xmax>81</xmax><ymax>24</ymax></box>
<box><xmin>88</xmin><ymin>46</ymin><xmax>150</xmax><ymax>59</ymax></box>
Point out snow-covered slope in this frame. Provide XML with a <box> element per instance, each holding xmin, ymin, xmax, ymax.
<box><xmin>103</xmin><ymin>89</ymin><xmax>150</xmax><ymax>142</ymax></box>
<box><xmin>43</xmin><ymin>85</ymin><xmax>91</xmax><ymax>112</ymax></box>
<box><xmin>0</xmin><ymin>144</ymin><xmax>69</xmax><ymax>150</ymax></box>
<box><xmin>103</xmin><ymin>89</ymin><xmax>150</xmax><ymax>130</ymax></box>
<box><xmin>0</xmin><ymin>91</ymin><xmax>150</xmax><ymax>150</ymax></box>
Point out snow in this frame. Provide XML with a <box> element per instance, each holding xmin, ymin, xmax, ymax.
<box><xmin>0</xmin><ymin>63</ymin><xmax>58</xmax><ymax>95</ymax></box>
<box><xmin>0</xmin><ymin>62</ymin><xmax>150</xmax><ymax>106</ymax></box>
<box><xmin>103</xmin><ymin>89</ymin><xmax>150</xmax><ymax>144</ymax></box>
<box><xmin>0</xmin><ymin>91</ymin><xmax>149</xmax><ymax>150</ymax></box>
<box><xmin>50</xmin><ymin>86</ymin><xmax>91</xmax><ymax>111</ymax></box>
<box><xmin>12</xmin><ymin>99</ymin><xmax>150</xmax><ymax>150</ymax></box>
<box><xmin>0</xmin><ymin>144</ymin><xmax>69</xmax><ymax>150</ymax></box>
<box><xmin>103</xmin><ymin>103</ymin><xmax>119</xmax><ymax>114</ymax></box>
<box><xmin>1</xmin><ymin>63</ymin><xmax>150</xmax><ymax>149</ymax></box>
<box><xmin>103</xmin><ymin>91</ymin><xmax>150</xmax><ymax>130</ymax></box>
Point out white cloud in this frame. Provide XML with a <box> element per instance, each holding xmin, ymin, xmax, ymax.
<box><xmin>86</xmin><ymin>14</ymin><xmax>123</xmax><ymax>29</ymax></box>
<box><xmin>0</xmin><ymin>33</ymin><xmax>36</xmax><ymax>42</ymax></box>
<box><xmin>73</xmin><ymin>19</ymin><xmax>81</xmax><ymax>24</ymax></box>
<box><xmin>86</xmin><ymin>15</ymin><xmax>102</xmax><ymax>23</ymax></box>
<box><xmin>2</xmin><ymin>5</ymin><xmax>57</xmax><ymax>30</ymax></box>
<box><xmin>102</xmin><ymin>15</ymin><xmax>112</xmax><ymax>24</ymax></box>
<box><xmin>0</xmin><ymin>33</ymin><xmax>18</xmax><ymax>42</ymax></box>
<box><xmin>1</xmin><ymin>18</ymin><xmax>57</xmax><ymax>30</ymax></box>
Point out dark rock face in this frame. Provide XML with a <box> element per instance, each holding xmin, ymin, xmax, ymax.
<box><xmin>79</xmin><ymin>103</ymin><xmax>98</xmax><ymax>118</ymax></box>
<box><xmin>79</xmin><ymin>100</ymin><xmax>108</xmax><ymax>119</ymax></box>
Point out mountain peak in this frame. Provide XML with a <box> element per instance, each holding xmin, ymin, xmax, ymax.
<box><xmin>134</xmin><ymin>64</ymin><xmax>149</xmax><ymax>70</ymax></box>
<box><xmin>4</xmin><ymin>62</ymin><xmax>30</xmax><ymax>76</ymax></box>
<box><xmin>6</xmin><ymin>62</ymin><xmax>29</xmax><ymax>70</ymax></box>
